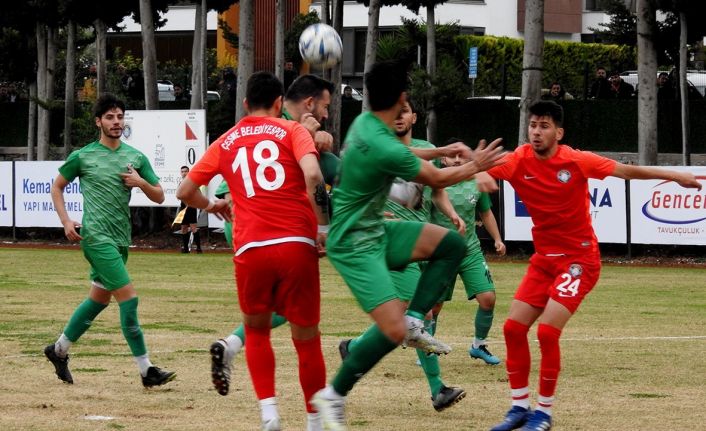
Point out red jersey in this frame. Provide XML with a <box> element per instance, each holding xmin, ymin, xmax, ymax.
<box><xmin>488</xmin><ymin>144</ymin><xmax>616</xmax><ymax>255</ymax></box>
<box><xmin>188</xmin><ymin>115</ymin><xmax>318</xmax><ymax>256</ymax></box>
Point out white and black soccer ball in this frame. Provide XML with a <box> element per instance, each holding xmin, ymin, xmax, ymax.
<box><xmin>298</xmin><ymin>23</ymin><xmax>343</xmax><ymax>69</ymax></box>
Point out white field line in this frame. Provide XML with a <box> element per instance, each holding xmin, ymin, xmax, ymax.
<box><xmin>3</xmin><ymin>335</ymin><xmax>705</xmax><ymax>360</ymax></box>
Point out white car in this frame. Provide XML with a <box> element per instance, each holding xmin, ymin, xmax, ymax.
<box><xmin>157</xmin><ymin>80</ymin><xmax>175</xmax><ymax>101</ymax></box>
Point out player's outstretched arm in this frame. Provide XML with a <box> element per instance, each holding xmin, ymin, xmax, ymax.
<box><xmin>413</xmin><ymin>139</ymin><xmax>505</xmax><ymax>188</ymax></box>
<box><xmin>612</xmin><ymin>163</ymin><xmax>703</xmax><ymax>190</ymax></box>
<box><xmin>409</xmin><ymin>142</ymin><xmax>473</xmax><ymax>161</ymax></box>
<box><xmin>176</xmin><ymin>178</ymin><xmax>231</xmax><ymax>221</ymax></box>
<box><xmin>51</xmin><ymin>174</ymin><xmax>82</xmax><ymax>241</ymax></box>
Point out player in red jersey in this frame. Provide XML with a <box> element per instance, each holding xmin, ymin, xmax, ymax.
<box><xmin>486</xmin><ymin>101</ymin><xmax>701</xmax><ymax>431</ymax></box>
<box><xmin>176</xmin><ymin>72</ymin><xmax>329</xmax><ymax>431</ymax></box>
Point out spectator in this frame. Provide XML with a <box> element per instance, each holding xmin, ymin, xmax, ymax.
<box><xmin>657</xmin><ymin>72</ymin><xmax>675</xmax><ymax>100</ymax></box>
<box><xmin>589</xmin><ymin>66</ymin><xmax>611</xmax><ymax>99</ymax></box>
<box><xmin>541</xmin><ymin>82</ymin><xmax>573</xmax><ymax>102</ymax></box>
<box><xmin>283</xmin><ymin>60</ymin><xmax>298</xmax><ymax>91</ymax></box>
<box><xmin>173</xmin><ymin>83</ymin><xmax>190</xmax><ymax>102</ymax></box>
<box><xmin>342</xmin><ymin>85</ymin><xmax>354</xmax><ymax>102</ymax></box>
<box><xmin>7</xmin><ymin>85</ymin><xmax>17</xmax><ymax>103</ymax></box>
<box><xmin>608</xmin><ymin>73</ymin><xmax>634</xmax><ymax>99</ymax></box>
<box><xmin>219</xmin><ymin>67</ymin><xmax>237</xmax><ymax>105</ymax></box>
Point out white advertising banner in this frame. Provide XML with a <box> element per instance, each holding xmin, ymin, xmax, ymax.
<box><xmin>14</xmin><ymin>161</ymin><xmax>84</xmax><ymax>228</ymax></box>
<box><xmin>630</xmin><ymin>166</ymin><xmax>706</xmax><ymax>245</ymax></box>
<box><xmin>121</xmin><ymin>109</ymin><xmax>206</xmax><ymax>207</ymax></box>
<box><xmin>502</xmin><ymin>177</ymin><xmax>627</xmax><ymax>243</ymax></box>
<box><xmin>0</xmin><ymin>162</ymin><xmax>13</xmax><ymax>226</ymax></box>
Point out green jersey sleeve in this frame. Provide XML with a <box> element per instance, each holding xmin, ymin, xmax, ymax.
<box><xmin>135</xmin><ymin>153</ymin><xmax>160</xmax><ymax>186</ymax></box>
<box><xmin>58</xmin><ymin>150</ymin><xmax>82</xmax><ymax>182</ymax></box>
<box><xmin>319</xmin><ymin>151</ymin><xmax>341</xmax><ymax>187</ymax></box>
<box><xmin>377</xmin><ymin>135</ymin><xmax>421</xmax><ymax>181</ymax></box>
<box><xmin>477</xmin><ymin>192</ymin><xmax>492</xmax><ymax>213</ymax></box>
<box><xmin>214</xmin><ymin>180</ymin><xmax>230</xmax><ymax>199</ymax></box>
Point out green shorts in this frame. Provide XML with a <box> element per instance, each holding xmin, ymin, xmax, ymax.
<box><xmin>82</xmin><ymin>242</ymin><xmax>131</xmax><ymax>291</ymax></box>
<box><xmin>390</xmin><ymin>262</ymin><xmax>422</xmax><ymax>302</ymax></box>
<box><xmin>328</xmin><ymin>221</ymin><xmax>424</xmax><ymax>313</ymax></box>
<box><xmin>441</xmin><ymin>249</ymin><xmax>494</xmax><ymax>301</ymax></box>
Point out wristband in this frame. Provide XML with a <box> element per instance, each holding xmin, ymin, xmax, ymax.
<box><xmin>317</xmin><ymin>224</ymin><xmax>330</xmax><ymax>234</ymax></box>
<box><xmin>204</xmin><ymin>199</ymin><xmax>216</xmax><ymax>212</ymax></box>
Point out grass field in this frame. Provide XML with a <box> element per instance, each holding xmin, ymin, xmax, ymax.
<box><xmin>0</xmin><ymin>246</ymin><xmax>705</xmax><ymax>431</ymax></box>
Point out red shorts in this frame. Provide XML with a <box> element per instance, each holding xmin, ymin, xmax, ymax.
<box><xmin>234</xmin><ymin>241</ymin><xmax>320</xmax><ymax>327</ymax></box>
<box><xmin>514</xmin><ymin>252</ymin><xmax>601</xmax><ymax>313</ymax></box>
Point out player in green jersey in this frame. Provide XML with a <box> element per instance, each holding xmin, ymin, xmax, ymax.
<box><xmin>338</xmin><ymin>98</ymin><xmax>468</xmax><ymax>412</ymax></box>
<box><xmin>209</xmin><ymin>75</ymin><xmax>341</xmax><ymax>403</ymax></box>
<box><xmin>431</xmin><ymin>140</ymin><xmax>506</xmax><ymax>366</ymax></box>
<box><xmin>44</xmin><ymin>94</ymin><xmax>176</xmax><ymax>388</ymax></box>
<box><xmin>311</xmin><ymin>60</ymin><xmax>506</xmax><ymax>430</ymax></box>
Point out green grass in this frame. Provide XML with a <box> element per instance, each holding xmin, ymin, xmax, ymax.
<box><xmin>0</xmin><ymin>247</ymin><xmax>705</xmax><ymax>430</ymax></box>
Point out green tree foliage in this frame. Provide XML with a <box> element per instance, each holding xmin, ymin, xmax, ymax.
<box><xmin>455</xmin><ymin>35</ymin><xmax>637</xmax><ymax>99</ymax></box>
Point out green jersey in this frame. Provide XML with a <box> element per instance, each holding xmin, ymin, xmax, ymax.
<box><xmin>329</xmin><ymin>111</ymin><xmax>421</xmax><ymax>250</ymax></box>
<box><xmin>431</xmin><ymin>179</ymin><xmax>491</xmax><ymax>251</ymax></box>
<box><xmin>59</xmin><ymin>141</ymin><xmax>159</xmax><ymax>247</ymax></box>
<box><xmin>384</xmin><ymin>139</ymin><xmax>435</xmax><ymax>222</ymax></box>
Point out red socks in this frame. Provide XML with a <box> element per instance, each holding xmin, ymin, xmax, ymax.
<box><xmin>503</xmin><ymin>319</ymin><xmax>531</xmax><ymax>390</ymax></box>
<box><xmin>293</xmin><ymin>334</ymin><xmax>327</xmax><ymax>413</ymax></box>
<box><xmin>537</xmin><ymin>323</ymin><xmax>562</xmax><ymax>400</ymax></box>
<box><xmin>244</xmin><ymin>325</ymin><xmax>276</xmax><ymax>400</ymax></box>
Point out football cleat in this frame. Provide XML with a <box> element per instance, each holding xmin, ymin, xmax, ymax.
<box><xmin>432</xmin><ymin>385</ymin><xmax>466</xmax><ymax>412</ymax></box>
<box><xmin>210</xmin><ymin>339</ymin><xmax>231</xmax><ymax>396</ymax></box>
<box><xmin>403</xmin><ymin>321</ymin><xmax>451</xmax><ymax>355</ymax></box>
<box><xmin>141</xmin><ymin>366</ymin><xmax>176</xmax><ymax>387</ymax></box>
<box><xmin>338</xmin><ymin>339</ymin><xmax>351</xmax><ymax>361</ymax></box>
<box><xmin>520</xmin><ymin>410</ymin><xmax>552</xmax><ymax>431</ymax></box>
<box><xmin>469</xmin><ymin>344</ymin><xmax>501</xmax><ymax>365</ymax></box>
<box><xmin>44</xmin><ymin>344</ymin><xmax>73</xmax><ymax>384</ymax></box>
<box><xmin>490</xmin><ymin>406</ymin><xmax>533</xmax><ymax>431</ymax></box>
<box><xmin>311</xmin><ymin>390</ymin><xmax>347</xmax><ymax>431</ymax></box>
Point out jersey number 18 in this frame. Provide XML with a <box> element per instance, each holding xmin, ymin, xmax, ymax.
<box><xmin>231</xmin><ymin>140</ymin><xmax>286</xmax><ymax>197</ymax></box>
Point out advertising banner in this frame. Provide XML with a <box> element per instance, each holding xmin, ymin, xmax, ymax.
<box><xmin>121</xmin><ymin>109</ymin><xmax>206</xmax><ymax>207</ymax></box>
<box><xmin>503</xmin><ymin>177</ymin><xmax>627</xmax><ymax>243</ymax></box>
<box><xmin>630</xmin><ymin>166</ymin><xmax>706</xmax><ymax>245</ymax></box>
<box><xmin>14</xmin><ymin>161</ymin><xmax>83</xmax><ymax>228</ymax></box>
<box><xmin>0</xmin><ymin>162</ymin><xmax>12</xmax><ymax>227</ymax></box>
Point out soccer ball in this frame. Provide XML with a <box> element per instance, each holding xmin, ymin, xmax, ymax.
<box><xmin>298</xmin><ymin>24</ymin><xmax>343</xmax><ymax>69</ymax></box>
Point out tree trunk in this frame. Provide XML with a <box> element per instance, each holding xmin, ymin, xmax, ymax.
<box><xmin>140</xmin><ymin>0</ymin><xmax>159</xmax><ymax>109</ymax></box>
<box><xmin>36</xmin><ymin>23</ymin><xmax>49</xmax><ymax>161</ymax></box>
<box><xmin>27</xmin><ymin>81</ymin><xmax>37</xmax><ymax>161</ymax></box>
<box><xmin>94</xmin><ymin>19</ymin><xmax>107</xmax><ymax>95</ymax></box>
<box><xmin>64</xmin><ymin>21</ymin><xmax>77</xmax><ymax>158</ymax></box>
<box><xmin>329</xmin><ymin>0</ymin><xmax>344</xmax><ymax>152</ymax></box>
<box><xmin>191</xmin><ymin>0</ymin><xmax>204</xmax><ymax>109</ymax></box>
<box><xmin>362</xmin><ymin>0</ymin><xmax>381</xmax><ymax>112</ymax></box>
<box><xmin>235</xmin><ymin>0</ymin><xmax>254</xmax><ymax>121</ymax></box>
<box><xmin>518</xmin><ymin>0</ymin><xmax>544</xmax><ymax>145</ymax></box>
<box><xmin>275</xmin><ymin>0</ymin><xmax>285</xmax><ymax>82</ymax></box>
<box><xmin>425</xmin><ymin>5</ymin><xmax>437</xmax><ymax>145</ymax></box>
<box><xmin>636</xmin><ymin>0</ymin><xmax>658</xmax><ymax>166</ymax></box>
<box><xmin>199</xmin><ymin>0</ymin><xmax>207</xmax><ymax>111</ymax></box>
<box><xmin>679</xmin><ymin>12</ymin><xmax>689</xmax><ymax>166</ymax></box>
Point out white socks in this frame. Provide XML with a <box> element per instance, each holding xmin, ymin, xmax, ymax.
<box><xmin>135</xmin><ymin>354</ymin><xmax>153</xmax><ymax>377</ymax></box>
<box><xmin>260</xmin><ymin>397</ymin><xmax>279</xmax><ymax>423</ymax></box>
<box><xmin>536</xmin><ymin>395</ymin><xmax>554</xmax><ymax>416</ymax></box>
<box><xmin>306</xmin><ymin>412</ymin><xmax>322</xmax><ymax>431</ymax></box>
<box><xmin>224</xmin><ymin>334</ymin><xmax>243</xmax><ymax>360</ymax></box>
<box><xmin>55</xmin><ymin>334</ymin><xmax>72</xmax><ymax>357</ymax></box>
<box><xmin>473</xmin><ymin>338</ymin><xmax>486</xmax><ymax>349</ymax></box>
<box><xmin>511</xmin><ymin>387</ymin><xmax>531</xmax><ymax>409</ymax></box>
<box><xmin>321</xmin><ymin>385</ymin><xmax>344</xmax><ymax>400</ymax></box>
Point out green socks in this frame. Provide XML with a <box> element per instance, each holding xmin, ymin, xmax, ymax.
<box><xmin>63</xmin><ymin>298</ymin><xmax>108</xmax><ymax>342</ymax></box>
<box><xmin>475</xmin><ymin>307</ymin><xmax>494</xmax><ymax>341</ymax></box>
<box><xmin>332</xmin><ymin>324</ymin><xmax>397</xmax><ymax>396</ymax></box>
<box><xmin>119</xmin><ymin>297</ymin><xmax>147</xmax><ymax>357</ymax></box>
<box><xmin>232</xmin><ymin>313</ymin><xmax>288</xmax><ymax>341</ymax></box>
<box><xmin>407</xmin><ymin>230</ymin><xmax>465</xmax><ymax>317</ymax></box>
<box><xmin>417</xmin><ymin>316</ymin><xmax>443</xmax><ymax>397</ymax></box>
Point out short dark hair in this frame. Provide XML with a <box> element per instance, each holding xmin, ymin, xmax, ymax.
<box><xmin>246</xmin><ymin>71</ymin><xmax>284</xmax><ymax>110</ymax></box>
<box><xmin>445</xmin><ymin>137</ymin><xmax>465</xmax><ymax>146</ymax></box>
<box><xmin>93</xmin><ymin>94</ymin><xmax>125</xmax><ymax>119</ymax></box>
<box><xmin>180</xmin><ymin>165</ymin><xmax>189</xmax><ymax>171</ymax></box>
<box><xmin>365</xmin><ymin>60</ymin><xmax>409</xmax><ymax>111</ymax></box>
<box><xmin>285</xmin><ymin>74</ymin><xmax>335</xmax><ymax>102</ymax></box>
<box><xmin>528</xmin><ymin>100</ymin><xmax>564</xmax><ymax>127</ymax></box>
<box><xmin>406</xmin><ymin>95</ymin><xmax>420</xmax><ymax>114</ymax></box>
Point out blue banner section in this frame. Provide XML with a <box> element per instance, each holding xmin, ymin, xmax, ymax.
<box><xmin>469</xmin><ymin>47</ymin><xmax>478</xmax><ymax>79</ymax></box>
<box><xmin>514</xmin><ymin>192</ymin><xmax>529</xmax><ymax>217</ymax></box>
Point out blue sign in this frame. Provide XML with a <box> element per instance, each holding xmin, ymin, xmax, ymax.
<box><xmin>468</xmin><ymin>47</ymin><xmax>478</xmax><ymax>79</ymax></box>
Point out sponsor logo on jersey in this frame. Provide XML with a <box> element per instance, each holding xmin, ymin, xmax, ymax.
<box><xmin>557</xmin><ymin>169</ymin><xmax>571</xmax><ymax>183</ymax></box>
<box><xmin>122</xmin><ymin>124</ymin><xmax>132</xmax><ymax>139</ymax></box>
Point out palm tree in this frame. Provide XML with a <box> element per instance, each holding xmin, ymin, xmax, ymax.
<box><xmin>139</xmin><ymin>0</ymin><xmax>159</xmax><ymax>110</ymax></box>
<box><xmin>637</xmin><ymin>0</ymin><xmax>658</xmax><ymax>165</ymax></box>
<box><xmin>362</xmin><ymin>0</ymin><xmax>382</xmax><ymax>111</ymax></box>
<box><xmin>235</xmin><ymin>0</ymin><xmax>253</xmax><ymax>121</ymax></box>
